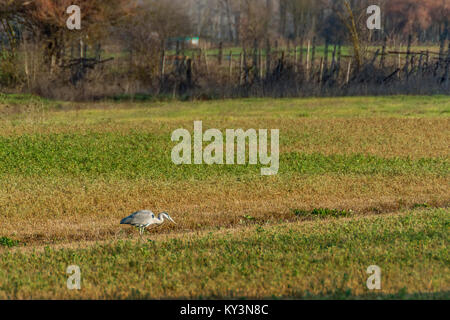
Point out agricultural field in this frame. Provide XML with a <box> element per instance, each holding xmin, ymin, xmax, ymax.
<box><xmin>0</xmin><ymin>94</ymin><xmax>449</xmax><ymax>299</ymax></box>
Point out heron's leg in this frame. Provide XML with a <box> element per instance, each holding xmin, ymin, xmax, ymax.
<box><xmin>135</xmin><ymin>226</ymin><xmax>141</xmax><ymax>239</ymax></box>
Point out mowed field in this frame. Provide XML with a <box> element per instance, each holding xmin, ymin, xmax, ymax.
<box><xmin>0</xmin><ymin>94</ymin><xmax>448</xmax><ymax>299</ymax></box>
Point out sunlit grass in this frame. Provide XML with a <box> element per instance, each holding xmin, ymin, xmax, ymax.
<box><xmin>0</xmin><ymin>132</ymin><xmax>447</xmax><ymax>179</ymax></box>
<box><xmin>0</xmin><ymin>209</ymin><xmax>448</xmax><ymax>299</ymax></box>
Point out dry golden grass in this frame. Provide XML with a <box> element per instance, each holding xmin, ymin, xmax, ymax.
<box><xmin>1</xmin><ymin>174</ymin><xmax>448</xmax><ymax>246</ymax></box>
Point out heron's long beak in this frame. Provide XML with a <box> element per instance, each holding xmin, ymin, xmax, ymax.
<box><xmin>168</xmin><ymin>216</ymin><xmax>176</xmax><ymax>224</ymax></box>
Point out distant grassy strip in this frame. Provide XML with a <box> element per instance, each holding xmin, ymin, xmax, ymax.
<box><xmin>2</xmin><ymin>95</ymin><xmax>449</xmax><ymax>119</ymax></box>
<box><xmin>0</xmin><ymin>209</ymin><xmax>448</xmax><ymax>299</ymax></box>
<box><xmin>0</xmin><ymin>93</ymin><xmax>48</xmax><ymax>104</ymax></box>
<box><xmin>0</xmin><ymin>133</ymin><xmax>447</xmax><ymax>179</ymax></box>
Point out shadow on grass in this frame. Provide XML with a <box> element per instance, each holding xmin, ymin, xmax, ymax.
<box><xmin>122</xmin><ymin>289</ymin><xmax>450</xmax><ymax>300</ymax></box>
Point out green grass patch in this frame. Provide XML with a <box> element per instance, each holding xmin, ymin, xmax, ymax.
<box><xmin>0</xmin><ymin>133</ymin><xmax>447</xmax><ymax>179</ymax></box>
<box><xmin>0</xmin><ymin>93</ymin><xmax>52</xmax><ymax>106</ymax></box>
<box><xmin>0</xmin><ymin>209</ymin><xmax>448</xmax><ymax>299</ymax></box>
<box><xmin>0</xmin><ymin>236</ymin><xmax>20</xmax><ymax>248</ymax></box>
<box><xmin>292</xmin><ymin>208</ymin><xmax>353</xmax><ymax>218</ymax></box>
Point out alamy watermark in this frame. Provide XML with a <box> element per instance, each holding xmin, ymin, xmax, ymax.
<box><xmin>171</xmin><ymin>121</ymin><xmax>279</xmax><ymax>175</ymax></box>
<box><xmin>366</xmin><ymin>265</ymin><xmax>381</xmax><ymax>290</ymax></box>
<box><xmin>367</xmin><ymin>5</ymin><xmax>381</xmax><ymax>30</ymax></box>
<box><xmin>66</xmin><ymin>265</ymin><xmax>81</xmax><ymax>290</ymax></box>
<box><xmin>65</xmin><ymin>4</ymin><xmax>381</xmax><ymax>31</ymax></box>
<box><xmin>66</xmin><ymin>5</ymin><xmax>81</xmax><ymax>30</ymax></box>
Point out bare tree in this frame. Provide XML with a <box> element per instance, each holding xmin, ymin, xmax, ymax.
<box><xmin>336</xmin><ymin>0</ymin><xmax>362</xmax><ymax>71</ymax></box>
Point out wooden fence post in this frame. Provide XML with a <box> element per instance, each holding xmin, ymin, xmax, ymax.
<box><xmin>319</xmin><ymin>57</ymin><xmax>324</xmax><ymax>84</ymax></box>
<box><xmin>253</xmin><ymin>39</ymin><xmax>259</xmax><ymax>80</ymax></box>
<box><xmin>346</xmin><ymin>59</ymin><xmax>352</xmax><ymax>84</ymax></box>
<box><xmin>218</xmin><ymin>41</ymin><xmax>223</xmax><ymax>65</ymax></box>
<box><xmin>204</xmin><ymin>47</ymin><xmax>209</xmax><ymax>75</ymax></box>
<box><xmin>404</xmin><ymin>35</ymin><xmax>412</xmax><ymax>77</ymax></box>
<box><xmin>175</xmin><ymin>40</ymin><xmax>180</xmax><ymax>69</ymax></box>
<box><xmin>229</xmin><ymin>51</ymin><xmax>233</xmax><ymax>82</ymax></box>
<box><xmin>300</xmin><ymin>40</ymin><xmax>304</xmax><ymax>66</ymax></box>
<box><xmin>324</xmin><ymin>39</ymin><xmax>329</xmax><ymax>74</ymax></box>
<box><xmin>186</xmin><ymin>57</ymin><xmax>192</xmax><ymax>88</ymax></box>
<box><xmin>337</xmin><ymin>43</ymin><xmax>342</xmax><ymax>79</ymax></box>
<box><xmin>311</xmin><ymin>37</ymin><xmax>316</xmax><ymax>79</ymax></box>
<box><xmin>159</xmin><ymin>48</ymin><xmax>166</xmax><ymax>91</ymax></box>
<box><xmin>259</xmin><ymin>48</ymin><xmax>263</xmax><ymax>79</ymax></box>
<box><xmin>330</xmin><ymin>44</ymin><xmax>336</xmax><ymax>80</ymax></box>
<box><xmin>239</xmin><ymin>52</ymin><xmax>243</xmax><ymax>85</ymax></box>
<box><xmin>306</xmin><ymin>39</ymin><xmax>311</xmax><ymax>80</ymax></box>
<box><xmin>266</xmin><ymin>39</ymin><xmax>271</xmax><ymax>79</ymax></box>
<box><xmin>243</xmin><ymin>49</ymin><xmax>249</xmax><ymax>85</ymax></box>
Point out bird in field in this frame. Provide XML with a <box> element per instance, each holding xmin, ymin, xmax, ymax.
<box><xmin>120</xmin><ymin>210</ymin><xmax>176</xmax><ymax>238</ymax></box>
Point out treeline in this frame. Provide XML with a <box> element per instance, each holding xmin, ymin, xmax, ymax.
<box><xmin>190</xmin><ymin>0</ymin><xmax>449</xmax><ymax>43</ymax></box>
<box><xmin>0</xmin><ymin>0</ymin><xmax>448</xmax><ymax>100</ymax></box>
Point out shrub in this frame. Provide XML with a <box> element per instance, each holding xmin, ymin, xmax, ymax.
<box><xmin>0</xmin><ymin>236</ymin><xmax>20</xmax><ymax>248</ymax></box>
<box><xmin>292</xmin><ymin>208</ymin><xmax>353</xmax><ymax>218</ymax></box>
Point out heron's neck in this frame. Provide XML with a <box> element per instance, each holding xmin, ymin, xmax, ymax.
<box><xmin>156</xmin><ymin>214</ymin><xmax>166</xmax><ymax>224</ymax></box>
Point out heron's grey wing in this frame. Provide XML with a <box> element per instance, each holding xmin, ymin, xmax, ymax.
<box><xmin>120</xmin><ymin>210</ymin><xmax>155</xmax><ymax>226</ymax></box>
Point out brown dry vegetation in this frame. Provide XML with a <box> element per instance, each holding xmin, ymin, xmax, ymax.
<box><xmin>0</xmin><ymin>174</ymin><xmax>448</xmax><ymax>246</ymax></box>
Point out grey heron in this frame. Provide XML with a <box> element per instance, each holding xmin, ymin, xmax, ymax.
<box><xmin>120</xmin><ymin>210</ymin><xmax>176</xmax><ymax>237</ymax></box>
